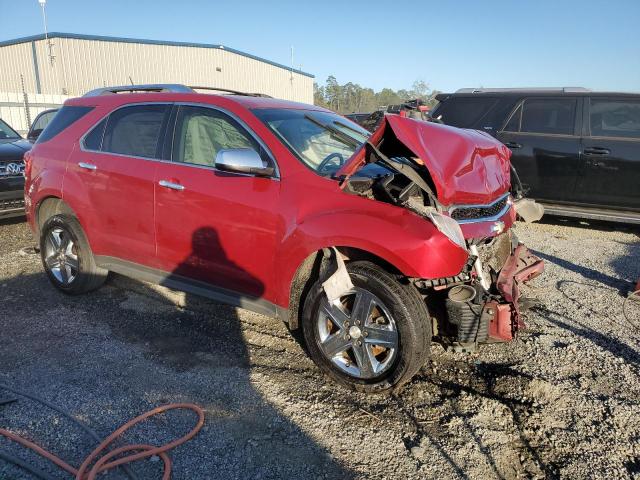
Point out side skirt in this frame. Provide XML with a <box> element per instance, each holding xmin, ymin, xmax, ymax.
<box><xmin>94</xmin><ymin>255</ymin><xmax>285</xmax><ymax>319</ymax></box>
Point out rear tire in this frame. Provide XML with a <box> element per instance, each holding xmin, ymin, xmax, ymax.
<box><xmin>40</xmin><ymin>214</ymin><xmax>108</xmax><ymax>294</ymax></box>
<box><xmin>302</xmin><ymin>261</ymin><xmax>431</xmax><ymax>393</ymax></box>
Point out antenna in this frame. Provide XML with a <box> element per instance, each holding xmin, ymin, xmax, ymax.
<box><xmin>38</xmin><ymin>0</ymin><xmax>55</xmax><ymax>66</ymax></box>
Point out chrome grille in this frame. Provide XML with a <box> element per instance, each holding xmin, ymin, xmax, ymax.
<box><xmin>449</xmin><ymin>195</ymin><xmax>510</xmax><ymax>223</ymax></box>
<box><xmin>0</xmin><ymin>197</ymin><xmax>25</xmax><ymax>211</ymax></box>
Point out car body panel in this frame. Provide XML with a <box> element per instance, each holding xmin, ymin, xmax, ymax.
<box><xmin>337</xmin><ymin>115</ymin><xmax>512</xmax><ymax>206</ymax></box>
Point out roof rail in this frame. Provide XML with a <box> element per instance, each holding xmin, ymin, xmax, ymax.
<box><xmin>188</xmin><ymin>86</ymin><xmax>272</xmax><ymax>98</ymax></box>
<box><xmin>83</xmin><ymin>84</ymin><xmax>194</xmax><ymax>97</ymax></box>
<box><xmin>455</xmin><ymin>87</ymin><xmax>591</xmax><ymax>94</ymax></box>
<box><xmin>83</xmin><ymin>84</ymin><xmax>272</xmax><ymax>98</ymax></box>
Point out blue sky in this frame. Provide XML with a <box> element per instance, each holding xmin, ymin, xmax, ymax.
<box><xmin>1</xmin><ymin>0</ymin><xmax>639</xmax><ymax>93</ymax></box>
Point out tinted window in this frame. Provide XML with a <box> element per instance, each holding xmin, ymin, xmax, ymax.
<box><xmin>0</xmin><ymin>119</ymin><xmax>20</xmax><ymax>139</ymax></box>
<box><xmin>432</xmin><ymin>97</ymin><xmax>499</xmax><ymax>128</ymax></box>
<box><xmin>172</xmin><ymin>106</ymin><xmax>259</xmax><ymax>166</ymax></box>
<box><xmin>83</xmin><ymin>118</ymin><xmax>107</xmax><ymax>151</ymax></box>
<box><xmin>31</xmin><ymin>110</ymin><xmax>57</xmax><ymax>132</ymax></box>
<box><xmin>36</xmin><ymin>106</ymin><xmax>93</xmax><ymax>143</ymax></box>
<box><xmin>520</xmin><ymin>98</ymin><xmax>576</xmax><ymax>135</ymax></box>
<box><xmin>102</xmin><ymin>105</ymin><xmax>168</xmax><ymax>158</ymax></box>
<box><xmin>590</xmin><ymin>98</ymin><xmax>640</xmax><ymax>139</ymax></box>
<box><xmin>503</xmin><ymin>104</ymin><xmax>522</xmax><ymax>132</ymax></box>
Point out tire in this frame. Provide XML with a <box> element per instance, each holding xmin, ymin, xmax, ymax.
<box><xmin>302</xmin><ymin>261</ymin><xmax>431</xmax><ymax>393</ymax></box>
<box><xmin>40</xmin><ymin>214</ymin><xmax>108</xmax><ymax>294</ymax></box>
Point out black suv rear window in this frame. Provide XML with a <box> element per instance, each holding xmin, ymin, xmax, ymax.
<box><xmin>36</xmin><ymin>106</ymin><xmax>93</xmax><ymax>143</ymax></box>
<box><xmin>433</xmin><ymin>97</ymin><xmax>499</xmax><ymax>128</ymax></box>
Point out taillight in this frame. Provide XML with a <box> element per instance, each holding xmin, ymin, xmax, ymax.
<box><xmin>23</xmin><ymin>150</ymin><xmax>32</xmax><ymax>180</ymax></box>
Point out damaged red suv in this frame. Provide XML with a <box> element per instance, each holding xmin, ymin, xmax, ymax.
<box><xmin>24</xmin><ymin>84</ymin><xmax>543</xmax><ymax>392</ymax></box>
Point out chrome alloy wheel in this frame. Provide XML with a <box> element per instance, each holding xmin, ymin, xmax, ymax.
<box><xmin>316</xmin><ymin>287</ymin><xmax>399</xmax><ymax>379</ymax></box>
<box><xmin>43</xmin><ymin>227</ymin><xmax>78</xmax><ymax>285</ymax></box>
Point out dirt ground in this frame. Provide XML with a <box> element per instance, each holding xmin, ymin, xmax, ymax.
<box><xmin>0</xmin><ymin>216</ymin><xmax>639</xmax><ymax>479</ymax></box>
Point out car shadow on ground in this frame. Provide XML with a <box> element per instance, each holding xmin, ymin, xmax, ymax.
<box><xmin>0</xmin><ymin>226</ymin><xmax>355</xmax><ymax>479</ymax></box>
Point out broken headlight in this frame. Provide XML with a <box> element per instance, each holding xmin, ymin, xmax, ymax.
<box><xmin>428</xmin><ymin>211</ymin><xmax>467</xmax><ymax>250</ymax></box>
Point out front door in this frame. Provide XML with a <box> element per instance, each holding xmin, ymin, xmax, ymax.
<box><xmin>574</xmin><ymin>97</ymin><xmax>640</xmax><ymax>210</ymax></box>
<box><xmin>497</xmin><ymin>97</ymin><xmax>582</xmax><ymax>203</ymax></box>
<box><xmin>154</xmin><ymin>104</ymin><xmax>281</xmax><ymax>301</ymax></box>
<box><xmin>70</xmin><ymin>104</ymin><xmax>170</xmax><ymax>263</ymax></box>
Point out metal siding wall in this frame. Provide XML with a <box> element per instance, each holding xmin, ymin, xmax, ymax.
<box><xmin>1</xmin><ymin>38</ymin><xmax>312</xmax><ymax>103</ymax></box>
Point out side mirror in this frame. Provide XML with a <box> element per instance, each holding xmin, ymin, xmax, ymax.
<box><xmin>214</xmin><ymin>148</ymin><xmax>274</xmax><ymax>177</ymax></box>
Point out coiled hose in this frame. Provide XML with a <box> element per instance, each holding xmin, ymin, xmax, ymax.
<box><xmin>0</xmin><ymin>384</ymin><xmax>204</xmax><ymax>480</ymax></box>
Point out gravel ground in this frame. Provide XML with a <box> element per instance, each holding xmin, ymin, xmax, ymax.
<box><xmin>0</xmin><ymin>215</ymin><xmax>639</xmax><ymax>479</ymax></box>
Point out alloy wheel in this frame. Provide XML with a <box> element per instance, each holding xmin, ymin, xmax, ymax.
<box><xmin>43</xmin><ymin>227</ymin><xmax>78</xmax><ymax>285</ymax></box>
<box><xmin>316</xmin><ymin>287</ymin><xmax>399</xmax><ymax>379</ymax></box>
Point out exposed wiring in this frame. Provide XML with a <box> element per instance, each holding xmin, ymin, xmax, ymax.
<box><xmin>0</xmin><ymin>384</ymin><xmax>204</xmax><ymax>480</ymax></box>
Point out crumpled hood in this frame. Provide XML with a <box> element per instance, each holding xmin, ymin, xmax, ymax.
<box><xmin>337</xmin><ymin>115</ymin><xmax>512</xmax><ymax>205</ymax></box>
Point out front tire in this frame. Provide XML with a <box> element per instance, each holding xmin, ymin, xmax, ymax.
<box><xmin>40</xmin><ymin>214</ymin><xmax>108</xmax><ymax>294</ymax></box>
<box><xmin>302</xmin><ymin>261</ymin><xmax>431</xmax><ymax>393</ymax></box>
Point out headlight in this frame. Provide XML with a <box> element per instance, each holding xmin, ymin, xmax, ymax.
<box><xmin>428</xmin><ymin>211</ymin><xmax>467</xmax><ymax>250</ymax></box>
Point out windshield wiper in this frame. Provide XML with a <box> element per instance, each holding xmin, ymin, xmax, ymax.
<box><xmin>304</xmin><ymin>114</ymin><xmax>362</xmax><ymax>149</ymax></box>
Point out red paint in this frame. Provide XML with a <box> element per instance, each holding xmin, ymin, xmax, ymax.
<box><xmin>24</xmin><ymin>91</ymin><xmax>528</xmax><ymax>315</ymax></box>
<box><xmin>337</xmin><ymin>115</ymin><xmax>512</xmax><ymax>205</ymax></box>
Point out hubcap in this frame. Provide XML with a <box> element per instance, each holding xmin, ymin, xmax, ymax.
<box><xmin>44</xmin><ymin>227</ymin><xmax>78</xmax><ymax>285</ymax></box>
<box><xmin>316</xmin><ymin>287</ymin><xmax>398</xmax><ymax>379</ymax></box>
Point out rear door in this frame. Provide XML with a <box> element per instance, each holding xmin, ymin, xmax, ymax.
<box><xmin>71</xmin><ymin>103</ymin><xmax>170</xmax><ymax>264</ymax></box>
<box><xmin>153</xmin><ymin>104</ymin><xmax>281</xmax><ymax>300</ymax></box>
<box><xmin>574</xmin><ymin>97</ymin><xmax>640</xmax><ymax>210</ymax></box>
<box><xmin>497</xmin><ymin>97</ymin><xmax>582</xmax><ymax>202</ymax></box>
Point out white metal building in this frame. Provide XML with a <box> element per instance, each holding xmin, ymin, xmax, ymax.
<box><xmin>0</xmin><ymin>32</ymin><xmax>314</xmax><ymax>102</ymax></box>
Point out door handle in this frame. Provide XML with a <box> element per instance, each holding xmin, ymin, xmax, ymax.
<box><xmin>78</xmin><ymin>162</ymin><xmax>97</xmax><ymax>171</ymax></box>
<box><xmin>158</xmin><ymin>179</ymin><xmax>185</xmax><ymax>191</ymax></box>
<box><xmin>583</xmin><ymin>147</ymin><xmax>610</xmax><ymax>156</ymax></box>
<box><xmin>504</xmin><ymin>142</ymin><xmax>522</xmax><ymax>149</ymax></box>
<box><xmin>592</xmin><ymin>161</ymin><xmax>618</xmax><ymax>171</ymax></box>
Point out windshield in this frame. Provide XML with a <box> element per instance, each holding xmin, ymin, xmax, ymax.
<box><xmin>253</xmin><ymin>108</ymin><xmax>370</xmax><ymax>176</ymax></box>
<box><xmin>0</xmin><ymin>119</ymin><xmax>21</xmax><ymax>140</ymax></box>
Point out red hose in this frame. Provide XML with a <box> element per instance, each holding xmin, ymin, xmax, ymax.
<box><xmin>0</xmin><ymin>403</ymin><xmax>204</xmax><ymax>479</ymax></box>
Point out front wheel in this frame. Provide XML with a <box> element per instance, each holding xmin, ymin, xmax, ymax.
<box><xmin>302</xmin><ymin>261</ymin><xmax>431</xmax><ymax>393</ymax></box>
<box><xmin>40</xmin><ymin>214</ymin><xmax>108</xmax><ymax>294</ymax></box>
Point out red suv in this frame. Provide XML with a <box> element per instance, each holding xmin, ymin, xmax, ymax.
<box><xmin>24</xmin><ymin>84</ymin><xmax>543</xmax><ymax>392</ymax></box>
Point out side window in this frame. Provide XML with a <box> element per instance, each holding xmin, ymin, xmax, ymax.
<box><xmin>433</xmin><ymin>97</ymin><xmax>499</xmax><ymax>128</ymax></box>
<box><xmin>172</xmin><ymin>106</ymin><xmax>263</xmax><ymax>167</ymax></box>
<box><xmin>520</xmin><ymin>98</ymin><xmax>576</xmax><ymax>135</ymax></box>
<box><xmin>32</xmin><ymin>110</ymin><xmax>57</xmax><ymax>132</ymax></box>
<box><xmin>102</xmin><ymin>105</ymin><xmax>168</xmax><ymax>158</ymax></box>
<box><xmin>83</xmin><ymin>118</ymin><xmax>107</xmax><ymax>151</ymax></box>
<box><xmin>503</xmin><ymin>104</ymin><xmax>522</xmax><ymax>132</ymax></box>
<box><xmin>590</xmin><ymin>98</ymin><xmax>640</xmax><ymax>139</ymax></box>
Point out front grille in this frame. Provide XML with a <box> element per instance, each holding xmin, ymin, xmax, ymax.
<box><xmin>0</xmin><ymin>198</ymin><xmax>24</xmax><ymax>211</ymax></box>
<box><xmin>0</xmin><ymin>160</ymin><xmax>25</xmax><ymax>178</ymax></box>
<box><xmin>450</xmin><ymin>195</ymin><xmax>509</xmax><ymax>222</ymax></box>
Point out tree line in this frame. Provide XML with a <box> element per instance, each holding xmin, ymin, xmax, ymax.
<box><xmin>313</xmin><ymin>76</ymin><xmax>441</xmax><ymax>114</ymax></box>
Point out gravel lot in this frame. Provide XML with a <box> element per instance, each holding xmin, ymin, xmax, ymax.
<box><xmin>0</xmin><ymin>215</ymin><xmax>639</xmax><ymax>479</ymax></box>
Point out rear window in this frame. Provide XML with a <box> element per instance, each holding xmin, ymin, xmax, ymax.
<box><xmin>432</xmin><ymin>97</ymin><xmax>499</xmax><ymax>128</ymax></box>
<box><xmin>590</xmin><ymin>98</ymin><xmax>640</xmax><ymax>139</ymax></box>
<box><xmin>36</xmin><ymin>106</ymin><xmax>93</xmax><ymax>143</ymax></box>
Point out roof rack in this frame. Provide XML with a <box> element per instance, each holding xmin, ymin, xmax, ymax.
<box><xmin>455</xmin><ymin>87</ymin><xmax>591</xmax><ymax>94</ymax></box>
<box><xmin>83</xmin><ymin>83</ymin><xmax>271</xmax><ymax>98</ymax></box>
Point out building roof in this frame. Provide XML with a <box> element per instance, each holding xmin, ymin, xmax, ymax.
<box><xmin>0</xmin><ymin>32</ymin><xmax>314</xmax><ymax>78</ymax></box>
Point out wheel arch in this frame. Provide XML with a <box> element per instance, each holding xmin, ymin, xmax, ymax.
<box><xmin>35</xmin><ymin>197</ymin><xmax>77</xmax><ymax>236</ymax></box>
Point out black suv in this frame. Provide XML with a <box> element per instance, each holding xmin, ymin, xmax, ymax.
<box><xmin>0</xmin><ymin>110</ymin><xmax>58</xmax><ymax>219</ymax></box>
<box><xmin>431</xmin><ymin>88</ymin><xmax>640</xmax><ymax>224</ymax></box>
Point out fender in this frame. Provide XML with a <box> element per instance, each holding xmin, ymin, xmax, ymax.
<box><xmin>274</xmin><ymin>208</ymin><xmax>469</xmax><ymax>307</ymax></box>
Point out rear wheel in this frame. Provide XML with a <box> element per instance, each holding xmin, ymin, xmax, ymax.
<box><xmin>40</xmin><ymin>214</ymin><xmax>108</xmax><ymax>294</ymax></box>
<box><xmin>302</xmin><ymin>261</ymin><xmax>431</xmax><ymax>393</ymax></box>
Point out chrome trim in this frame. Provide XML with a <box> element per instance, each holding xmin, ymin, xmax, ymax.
<box><xmin>78</xmin><ymin>101</ymin><xmax>280</xmax><ymax>180</ymax></box>
<box><xmin>78</xmin><ymin>162</ymin><xmax>97</xmax><ymax>171</ymax></box>
<box><xmin>448</xmin><ymin>193</ymin><xmax>512</xmax><ymax>224</ymax></box>
<box><xmin>158</xmin><ymin>179</ymin><xmax>185</xmax><ymax>191</ymax></box>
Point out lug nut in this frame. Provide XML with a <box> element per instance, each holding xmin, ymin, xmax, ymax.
<box><xmin>345</xmin><ymin>335</ymin><xmax>351</xmax><ymax>340</ymax></box>
<box><xmin>356</xmin><ymin>340</ymin><xmax>362</xmax><ymax>346</ymax></box>
<box><xmin>363</xmin><ymin>331</ymin><xmax>368</xmax><ymax>337</ymax></box>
